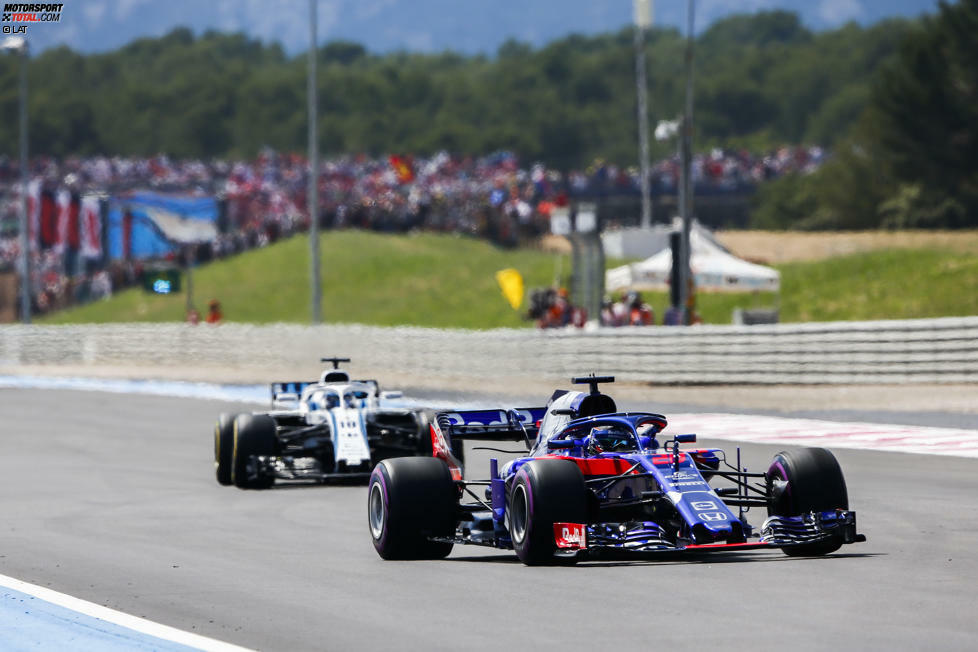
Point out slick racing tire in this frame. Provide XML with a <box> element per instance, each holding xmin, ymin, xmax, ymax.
<box><xmin>369</xmin><ymin>457</ymin><xmax>457</xmax><ymax>560</ymax></box>
<box><xmin>231</xmin><ymin>414</ymin><xmax>277</xmax><ymax>490</ymax></box>
<box><xmin>509</xmin><ymin>459</ymin><xmax>588</xmax><ymax>566</ymax></box>
<box><xmin>767</xmin><ymin>447</ymin><xmax>849</xmax><ymax>556</ymax></box>
<box><xmin>214</xmin><ymin>412</ymin><xmax>237</xmax><ymax>486</ymax></box>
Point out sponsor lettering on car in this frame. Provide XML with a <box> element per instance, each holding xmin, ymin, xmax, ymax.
<box><xmin>554</xmin><ymin>523</ymin><xmax>587</xmax><ymax>549</ymax></box>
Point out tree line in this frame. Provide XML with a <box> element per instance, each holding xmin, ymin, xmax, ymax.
<box><xmin>752</xmin><ymin>0</ymin><xmax>978</xmax><ymax>230</ymax></box>
<box><xmin>0</xmin><ymin>11</ymin><xmax>908</xmax><ymax>164</ymax></box>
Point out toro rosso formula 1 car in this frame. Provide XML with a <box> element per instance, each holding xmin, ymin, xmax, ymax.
<box><xmin>368</xmin><ymin>375</ymin><xmax>865</xmax><ymax>564</ymax></box>
<box><xmin>214</xmin><ymin>358</ymin><xmax>462</xmax><ymax>489</ymax></box>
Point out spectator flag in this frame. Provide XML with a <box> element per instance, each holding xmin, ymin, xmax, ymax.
<box><xmin>68</xmin><ymin>195</ymin><xmax>81</xmax><ymax>252</ymax></box>
<box><xmin>27</xmin><ymin>178</ymin><xmax>41</xmax><ymax>251</ymax></box>
<box><xmin>80</xmin><ymin>195</ymin><xmax>102</xmax><ymax>259</ymax></box>
<box><xmin>655</xmin><ymin>119</ymin><xmax>680</xmax><ymax>141</ymax></box>
<box><xmin>389</xmin><ymin>155</ymin><xmax>415</xmax><ymax>184</ymax></box>
<box><xmin>54</xmin><ymin>188</ymin><xmax>71</xmax><ymax>254</ymax></box>
<box><xmin>495</xmin><ymin>268</ymin><xmax>524</xmax><ymax>310</ymax></box>
<box><xmin>139</xmin><ymin>205</ymin><xmax>218</xmax><ymax>244</ymax></box>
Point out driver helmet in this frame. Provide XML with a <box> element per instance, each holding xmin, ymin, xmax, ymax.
<box><xmin>587</xmin><ymin>427</ymin><xmax>613</xmax><ymax>455</ymax></box>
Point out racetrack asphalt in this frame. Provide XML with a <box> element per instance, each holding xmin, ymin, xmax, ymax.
<box><xmin>1</xmin><ymin>387</ymin><xmax>977</xmax><ymax>651</ymax></box>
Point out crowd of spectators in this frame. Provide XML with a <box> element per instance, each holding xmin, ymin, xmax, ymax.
<box><xmin>599</xmin><ymin>291</ymin><xmax>654</xmax><ymax>327</ymax></box>
<box><xmin>0</xmin><ymin>143</ymin><xmax>825</xmax><ymax>238</ymax></box>
<box><xmin>0</xmin><ymin>146</ymin><xmax>824</xmax><ymax>320</ymax></box>
<box><xmin>566</xmin><ymin>146</ymin><xmax>824</xmax><ymax>197</ymax></box>
<box><xmin>527</xmin><ymin>286</ymin><xmax>588</xmax><ymax>329</ymax></box>
<box><xmin>529</xmin><ymin>288</ymin><xmax>704</xmax><ymax>329</ymax></box>
<box><xmin>598</xmin><ymin>290</ymin><xmax>703</xmax><ymax>328</ymax></box>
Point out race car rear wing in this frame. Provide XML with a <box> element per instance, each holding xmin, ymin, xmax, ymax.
<box><xmin>271</xmin><ymin>381</ymin><xmax>315</xmax><ymax>401</ymax></box>
<box><xmin>270</xmin><ymin>379</ymin><xmax>382</xmax><ymax>402</ymax></box>
<box><xmin>429</xmin><ymin>407</ymin><xmax>547</xmax><ymax>480</ymax></box>
<box><xmin>435</xmin><ymin>407</ymin><xmax>547</xmax><ymax>443</ymax></box>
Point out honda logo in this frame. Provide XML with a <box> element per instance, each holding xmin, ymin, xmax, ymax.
<box><xmin>699</xmin><ymin>512</ymin><xmax>728</xmax><ymax>522</ymax></box>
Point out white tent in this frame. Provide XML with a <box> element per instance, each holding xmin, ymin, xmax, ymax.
<box><xmin>606</xmin><ymin>226</ymin><xmax>780</xmax><ymax>293</ymax></box>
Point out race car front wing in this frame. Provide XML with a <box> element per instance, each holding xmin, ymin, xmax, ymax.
<box><xmin>553</xmin><ymin>509</ymin><xmax>865</xmax><ymax>556</ymax></box>
<box><xmin>760</xmin><ymin>510</ymin><xmax>865</xmax><ymax>546</ymax></box>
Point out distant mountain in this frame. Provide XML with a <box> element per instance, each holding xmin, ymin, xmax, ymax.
<box><xmin>29</xmin><ymin>0</ymin><xmax>940</xmax><ymax>55</ymax></box>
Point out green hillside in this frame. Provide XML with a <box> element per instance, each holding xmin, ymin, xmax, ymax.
<box><xmin>778</xmin><ymin>248</ymin><xmax>978</xmax><ymax>322</ymax></box>
<box><xmin>40</xmin><ymin>232</ymin><xmax>978</xmax><ymax>327</ymax></box>
<box><xmin>41</xmin><ymin>231</ymin><xmax>569</xmax><ymax>329</ymax></box>
<box><xmin>611</xmin><ymin>249</ymin><xmax>978</xmax><ymax>324</ymax></box>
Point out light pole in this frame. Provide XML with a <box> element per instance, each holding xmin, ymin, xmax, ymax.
<box><xmin>677</xmin><ymin>0</ymin><xmax>696</xmax><ymax>325</ymax></box>
<box><xmin>308</xmin><ymin>0</ymin><xmax>322</xmax><ymax>324</ymax></box>
<box><xmin>634</xmin><ymin>0</ymin><xmax>653</xmax><ymax>229</ymax></box>
<box><xmin>3</xmin><ymin>36</ymin><xmax>30</xmax><ymax>324</ymax></box>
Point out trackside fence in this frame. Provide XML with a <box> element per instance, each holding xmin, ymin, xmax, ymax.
<box><xmin>1</xmin><ymin>316</ymin><xmax>977</xmax><ymax>384</ymax></box>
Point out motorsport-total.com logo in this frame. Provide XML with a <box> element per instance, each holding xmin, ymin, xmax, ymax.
<box><xmin>2</xmin><ymin>3</ymin><xmax>63</xmax><ymax>34</ymax></box>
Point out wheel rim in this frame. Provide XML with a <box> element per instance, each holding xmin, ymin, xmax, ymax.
<box><xmin>368</xmin><ymin>481</ymin><xmax>386</xmax><ymax>540</ymax></box>
<box><xmin>767</xmin><ymin>463</ymin><xmax>791</xmax><ymax>514</ymax></box>
<box><xmin>511</xmin><ymin>483</ymin><xmax>529</xmax><ymax>544</ymax></box>
<box><xmin>769</xmin><ymin>478</ymin><xmax>789</xmax><ymax>509</ymax></box>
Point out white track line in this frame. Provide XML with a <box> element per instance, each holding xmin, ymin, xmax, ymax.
<box><xmin>668</xmin><ymin>413</ymin><xmax>978</xmax><ymax>458</ymax></box>
<box><xmin>0</xmin><ymin>573</ymin><xmax>254</xmax><ymax>652</ymax></box>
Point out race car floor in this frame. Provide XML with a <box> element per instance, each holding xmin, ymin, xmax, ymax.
<box><xmin>1</xmin><ymin>388</ymin><xmax>977</xmax><ymax>651</ymax></box>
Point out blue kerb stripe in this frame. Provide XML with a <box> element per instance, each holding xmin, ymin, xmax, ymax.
<box><xmin>1</xmin><ymin>587</ymin><xmax>197</xmax><ymax>652</ymax></box>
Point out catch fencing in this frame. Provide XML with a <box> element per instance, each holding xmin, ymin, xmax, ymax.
<box><xmin>1</xmin><ymin>316</ymin><xmax>977</xmax><ymax>385</ymax></box>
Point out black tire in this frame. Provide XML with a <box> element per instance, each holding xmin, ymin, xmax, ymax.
<box><xmin>368</xmin><ymin>457</ymin><xmax>457</xmax><ymax>560</ymax></box>
<box><xmin>415</xmin><ymin>410</ymin><xmax>437</xmax><ymax>458</ymax></box>
<box><xmin>767</xmin><ymin>447</ymin><xmax>849</xmax><ymax>556</ymax></box>
<box><xmin>509</xmin><ymin>459</ymin><xmax>588</xmax><ymax>565</ymax></box>
<box><xmin>214</xmin><ymin>412</ymin><xmax>237</xmax><ymax>486</ymax></box>
<box><xmin>232</xmin><ymin>414</ymin><xmax>277</xmax><ymax>489</ymax></box>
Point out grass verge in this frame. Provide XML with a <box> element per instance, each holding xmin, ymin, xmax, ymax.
<box><xmin>41</xmin><ymin>233</ymin><xmax>978</xmax><ymax>327</ymax></box>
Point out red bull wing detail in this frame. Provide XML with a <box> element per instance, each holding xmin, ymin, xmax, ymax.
<box><xmin>429</xmin><ymin>423</ymin><xmax>463</xmax><ymax>481</ymax></box>
<box><xmin>554</xmin><ymin>523</ymin><xmax>587</xmax><ymax>549</ymax></box>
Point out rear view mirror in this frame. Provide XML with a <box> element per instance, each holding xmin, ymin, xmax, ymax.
<box><xmin>548</xmin><ymin>439</ymin><xmax>582</xmax><ymax>450</ymax></box>
<box><xmin>381</xmin><ymin>391</ymin><xmax>403</xmax><ymax>400</ymax></box>
<box><xmin>675</xmin><ymin>434</ymin><xmax>697</xmax><ymax>444</ymax></box>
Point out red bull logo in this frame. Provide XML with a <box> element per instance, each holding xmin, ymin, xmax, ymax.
<box><xmin>554</xmin><ymin>522</ymin><xmax>586</xmax><ymax>549</ymax></box>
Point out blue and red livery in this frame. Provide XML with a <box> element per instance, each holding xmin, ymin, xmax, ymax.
<box><xmin>368</xmin><ymin>375</ymin><xmax>865</xmax><ymax>565</ymax></box>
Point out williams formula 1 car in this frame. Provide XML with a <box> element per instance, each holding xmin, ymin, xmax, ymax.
<box><xmin>214</xmin><ymin>357</ymin><xmax>461</xmax><ymax>489</ymax></box>
<box><xmin>368</xmin><ymin>375</ymin><xmax>865</xmax><ymax>564</ymax></box>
